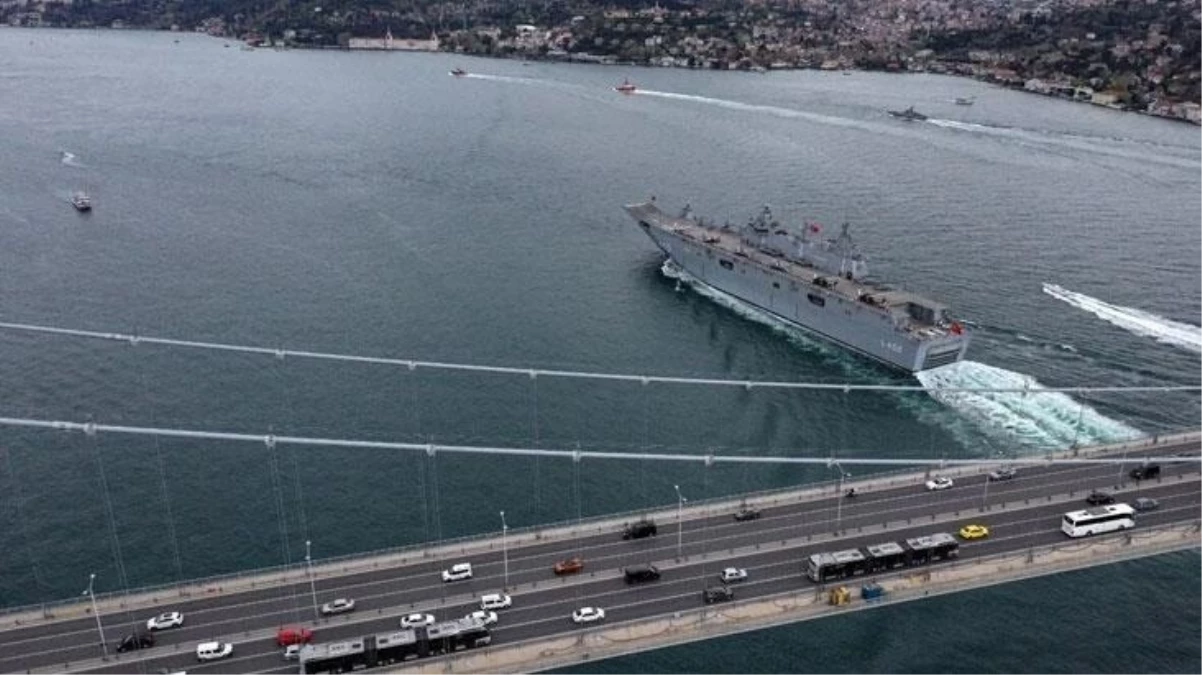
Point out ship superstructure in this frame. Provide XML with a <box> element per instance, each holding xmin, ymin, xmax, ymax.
<box><xmin>624</xmin><ymin>201</ymin><xmax>970</xmax><ymax>372</ymax></box>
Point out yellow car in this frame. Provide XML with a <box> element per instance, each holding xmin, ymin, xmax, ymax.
<box><xmin>958</xmin><ymin>524</ymin><xmax>990</xmax><ymax>540</ymax></box>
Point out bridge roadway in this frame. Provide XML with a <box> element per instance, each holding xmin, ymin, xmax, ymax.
<box><xmin>2</xmin><ymin>439</ymin><xmax>1198</xmax><ymax>674</ymax></box>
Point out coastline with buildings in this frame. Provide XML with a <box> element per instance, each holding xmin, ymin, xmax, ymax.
<box><xmin>3</xmin><ymin>0</ymin><xmax>1198</xmax><ymax>125</ymax></box>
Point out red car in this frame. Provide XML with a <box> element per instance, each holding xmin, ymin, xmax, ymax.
<box><xmin>553</xmin><ymin>557</ymin><xmax>584</xmax><ymax>576</ymax></box>
<box><xmin>276</xmin><ymin>627</ymin><xmax>314</xmax><ymax>647</ymax></box>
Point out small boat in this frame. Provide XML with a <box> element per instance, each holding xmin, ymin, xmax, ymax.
<box><xmin>614</xmin><ymin>78</ymin><xmax>637</xmax><ymax>94</ymax></box>
<box><xmin>450</xmin><ymin>68</ymin><xmax>468</xmax><ymax>77</ymax></box>
<box><xmin>71</xmin><ymin>191</ymin><xmax>91</xmax><ymax>212</ymax></box>
<box><xmin>955</xmin><ymin>96</ymin><xmax>975</xmax><ymax>106</ymax></box>
<box><xmin>887</xmin><ymin>106</ymin><xmax>927</xmax><ymax>121</ymax></box>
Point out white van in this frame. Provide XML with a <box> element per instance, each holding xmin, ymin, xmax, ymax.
<box><xmin>196</xmin><ymin>641</ymin><xmax>234</xmax><ymax>661</ymax></box>
<box><xmin>479</xmin><ymin>593</ymin><xmax>512</xmax><ymax>610</ymax></box>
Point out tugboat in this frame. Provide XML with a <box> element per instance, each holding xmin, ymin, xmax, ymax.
<box><xmin>450</xmin><ymin>67</ymin><xmax>468</xmax><ymax>77</ymax></box>
<box><xmin>887</xmin><ymin>106</ymin><xmax>928</xmax><ymax>121</ymax></box>
<box><xmin>70</xmin><ymin>191</ymin><xmax>92</xmax><ymax>212</ymax></box>
<box><xmin>614</xmin><ymin>78</ymin><xmax>637</xmax><ymax>94</ymax></box>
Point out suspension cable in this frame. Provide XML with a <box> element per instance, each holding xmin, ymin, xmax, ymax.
<box><xmin>1</xmin><ymin>320</ymin><xmax>1196</xmax><ymax>393</ymax></box>
<box><xmin>2</xmin><ymin>415</ymin><xmax>1195</xmax><ymax>467</ymax></box>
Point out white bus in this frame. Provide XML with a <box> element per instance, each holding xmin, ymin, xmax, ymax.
<box><xmin>1061</xmin><ymin>503</ymin><xmax>1136</xmax><ymax>537</ymax></box>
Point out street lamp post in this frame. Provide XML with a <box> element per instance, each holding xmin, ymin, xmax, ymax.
<box><xmin>500</xmin><ymin>510</ymin><xmax>510</xmax><ymax>590</ymax></box>
<box><xmin>832</xmin><ymin>462</ymin><xmax>850</xmax><ymax>534</ymax></box>
<box><xmin>305</xmin><ymin>540</ymin><xmax>319</xmax><ymax>620</ymax></box>
<box><xmin>83</xmin><ymin>573</ymin><xmax>108</xmax><ymax>658</ymax></box>
<box><xmin>673</xmin><ymin>485</ymin><xmax>686</xmax><ymax>559</ymax></box>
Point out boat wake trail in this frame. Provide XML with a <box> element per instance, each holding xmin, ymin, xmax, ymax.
<box><xmin>916</xmin><ymin>361</ymin><xmax>1143</xmax><ymax>448</ymax></box>
<box><xmin>926</xmin><ymin>119</ymin><xmax>1200</xmax><ymax>170</ymax></box>
<box><xmin>637</xmin><ymin>90</ymin><xmax>869</xmax><ymax>132</ymax></box>
<box><xmin>661</xmin><ymin>260</ymin><xmax>1142</xmax><ymax>449</ymax></box>
<box><xmin>59</xmin><ymin>150</ymin><xmax>84</xmax><ymax>167</ymax></box>
<box><xmin>464</xmin><ymin>73</ymin><xmax>543</xmax><ymax>86</ymax></box>
<box><xmin>1043</xmin><ymin>283</ymin><xmax>1201</xmax><ymax>353</ymax></box>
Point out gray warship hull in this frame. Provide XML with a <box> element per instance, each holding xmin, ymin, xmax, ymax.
<box><xmin>625</xmin><ymin>202</ymin><xmax>970</xmax><ymax>373</ymax></box>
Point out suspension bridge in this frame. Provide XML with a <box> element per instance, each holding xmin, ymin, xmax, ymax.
<box><xmin>0</xmin><ymin>321</ymin><xmax>1198</xmax><ymax>674</ymax></box>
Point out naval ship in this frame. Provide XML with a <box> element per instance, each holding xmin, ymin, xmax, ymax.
<box><xmin>624</xmin><ymin>200</ymin><xmax>971</xmax><ymax>372</ymax></box>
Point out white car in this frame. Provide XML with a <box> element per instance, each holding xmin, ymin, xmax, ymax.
<box><xmin>320</xmin><ymin>598</ymin><xmax>356</xmax><ymax>615</ymax></box>
<box><xmin>571</xmin><ymin>607</ymin><xmax>606</xmax><ymax>624</ymax></box>
<box><xmin>195</xmin><ymin>641</ymin><xmax>234</xmax><ymax>661</ymax></box>
<box><xmin>400</xmin><ymin>613</ymin><xmax>436</xmax><ymax>629</ymax></box>
<box><xmin>925</xmin><ymin>476</ymin><xmax>954</xmax><ymax>491</ymax></box>
<box><xmin>467</xmin><ymin>610</ymin><xmax>498</xmax><ymax>626</ymax></box>
<box><xmin>146</xmin><ymin>611</ymin><xmax>185</xmax><ymax>631</ymax></box>
<box><xmin>720</xmin><ymin>567</ymin><xmax>748</xmax><ymax>583</ymax></box>
<box><xmin>480</xmin><ymin>593</ymin><xmax>512</xmax><ymax>610</ymax></box>
<box><xmin>283</xmin><ymin>644</ymin><xmax>302</xmax><ymax>660</ymax></box>
<box><xmin>441</xmin><ymin>562</ymin><xmax>473</xmax><ymax>582</ymax></box>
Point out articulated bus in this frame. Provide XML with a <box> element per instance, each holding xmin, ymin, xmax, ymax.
<box><xmin>805</xmin><ymin>532</ymin><xmax>959</xmax><ymax>583</ymax></box>
<box><xmin>299</xmin><ymin>618</ymin><xmax>490</xmax><ymax>674</ymax></box>
<box><xmin>1061</xmin><ymin>503</ymin><xmax>1136</xmax><ymax>538</ymax></box>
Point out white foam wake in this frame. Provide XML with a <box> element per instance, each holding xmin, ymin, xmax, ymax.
<box><xmin>1043</xmin><ymin>283</ymin><xmax>1201</xmax><ymax>354</ymax></box>
<box><xmin>637</xmin><ymin>89</ymin><xmax>868</xmax><ymax>132</ymax></box>
<box><xmin>661</xmin><ymin>261</ymin><xmax>1143</xmax><ymax>448</ymax></box>
<box><xmin>916</xmin><ymin>361</ymin><xmax>1143</xmax><ymax>448</ymax></box>
<box><xmin>59</xmin><ymin>150</ymin><xmax>84</xmax><ymax>167</ymax></box>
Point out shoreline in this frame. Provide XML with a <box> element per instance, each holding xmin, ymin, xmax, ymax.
<box><xmin>4</xmin><ymin>24</ymin><xmax>1199</xmax><ymax>126</ymax></box>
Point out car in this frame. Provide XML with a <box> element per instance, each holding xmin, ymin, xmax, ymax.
<box><xmin>622</xmin><ymin>519</ymin><xmax>658</xmax><ymax>540</ymax></box>
<box><xmin>283</xmin><ymin>644</ymin><xmax>302</xmax><ymax>660</ymax></box>
<box><xmin>195</xmin><ymin>641</ymin><xmax>234</xmax><ymax>661</ymax></box>
<box><xmin>958</xmin><ymin>524</ymin><xmax>990</xmax><ymax>540</ymax></box>
<box><xmin>703</xmin><ymin>585</ymin><xmax>734</xmax><ymax>604</ymax></box>
<box><xmin>1133</xmin><ymin>497</ymin><xmax>1160</xmax><ymax>511</ymax></box>
<box><xmin>571</xmin><ymin>607</ymin><xmax>606</xmax><ymax>624</ymax></box>
<box><xmin>987</xmin><ymin>467</ymin><xmax>1017</xmax><ymax>482</ymax></box>
<box><xmin>733</xmin><ymin>507</ymin><xmax>761</xmax><ymax>522</ymax></box>
<box><xmin>480</xmin><ymin>593</ymin><xmax>512</xmax><ymax>610</ymax></box>
<box><xmin>553</xmin><ymin>557</ymin><xmax>585</xmax><ymax>575</ymax></box>
<box><xmin>467</xmin><ymin>610</ymin><xmax>498</xmax><ymax>626</ymax></box>
<box><xmin>1129</xmin><ymin>464</ymin><xmax>1161</xmax><ymax>480</ymax></box>
<box><xmin>276</xmin><ymin>627</ymin><xmax>313</xmax><ymax>647</ymax></box>
<box><xmin>441</xmin><ymin>562</ymin><xmax>473</xmax><ymax>582</ymax></box>
<box><xmin>925</xmin><ymin>476</ymin><xmax>954</xmax><ymax>491</ymax></box>
<box><xmin>719</xmin><ymin>567</ymin><xmax>748</xmax><ymax>583</ymax></box>
<box><xmin>146</xmin><ymin>611</ymin><xmax>185</xmax><ymax>631</ymax></box>
<box><xmin>116</xmin><ymin>632</ymin><xmax>155</xmax><ymax>653</ymax></box>
<box><xmin>1086</xmin><ymin>491</ymin><xmax>1115</xmax><ymax>506</ymax></box>
<box><xmin>400</xmin><ymin>613</ymin><xmax>436</xmax><ymax>629</ymax></box>
<box><xmin>320</xmin><ymin>598</ymin><xmax>356</xmax><ymax>615</ymax></box>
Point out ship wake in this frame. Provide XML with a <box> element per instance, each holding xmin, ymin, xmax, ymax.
<box><xmin>1043</xmin><ymin>283</ymin><xmax>1201</xmax><ymax>354</ymax></box>
<box><xmin>915</xmin><ymin>361</ymin><xmax>1143</xmax><ymax>448</ymax></box>
<box><xmin>661</xmin><ymin>260</ymin><xmax>1143</xmax><ymax>449</ymax></box>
